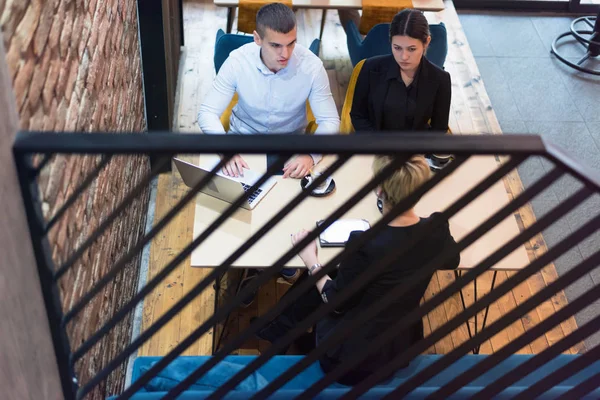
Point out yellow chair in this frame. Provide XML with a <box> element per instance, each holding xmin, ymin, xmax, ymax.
<box><xmin>220</xmin><ymin>94</ymin><xmax>318</xmax><ymax>134</ymax></box>
<box><xmin>339</xmin><ymin>59</ymin><xmax>453</xmax><ymax>135</ymax></box>
<box><xmin>340</xmin><ymin>59</ymin><xmax>366</xmax><ymax>134</ymax></box>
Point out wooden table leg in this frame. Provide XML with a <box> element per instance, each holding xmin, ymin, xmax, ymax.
<box><xmin>319</xmin><ymin>9</ymin><xmax>327</xmax><ymax>41</ymax></box>
<box><xmin>227</xmin><ymin>7</ymin><xmax>235</xmax><ymax>33</ymax></box>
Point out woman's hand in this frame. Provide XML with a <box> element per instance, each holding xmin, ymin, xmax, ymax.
<box><xmin>291</xmin><ymin>229</ymin><xmax>318</xmax><ymax>266</ymax></box>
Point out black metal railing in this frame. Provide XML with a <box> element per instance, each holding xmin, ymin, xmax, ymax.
<box><xmin>12</xmin><ymin>132</ymin><xmax>600</xmax><ymax>400</ymax></box>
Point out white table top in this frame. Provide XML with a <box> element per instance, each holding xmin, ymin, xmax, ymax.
<box><xmin>189</xmin><ymin>154</ymin><xmax>530</xmax><ymax>270</ymax></box>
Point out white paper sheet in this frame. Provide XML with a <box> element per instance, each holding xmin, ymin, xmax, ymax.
<box><xmin>319</xmin><ymin>219</ymin><xmax>371</xmax><ymax>244</ymax></box>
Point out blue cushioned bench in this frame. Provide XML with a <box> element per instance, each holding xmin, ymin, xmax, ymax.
<box><xmin>108</xmin><ymin>354</ymin><xmax>600</xmax><ymax>399</ymax></box>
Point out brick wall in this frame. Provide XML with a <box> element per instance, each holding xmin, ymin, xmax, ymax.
<box><xmin>1</xmin><ymin>0</ymin><xmax>150</xmax><ymax>398</ymax></box>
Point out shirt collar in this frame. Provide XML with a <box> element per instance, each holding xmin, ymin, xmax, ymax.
<box><xmin>254</xmin><ymin>44</ymin><xmax>273</xmax><ymax>75</ymax></box>
<box><xmin>386</xmin><ymin>57</ymin><xmax>423</xmax><ymax>87</ymax></box>
<box><xmin>253</xmin><ymin>43</ymin><xmax>297</xmax><ymax>76</ymax></box>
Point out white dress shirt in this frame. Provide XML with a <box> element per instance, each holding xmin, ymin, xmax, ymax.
<box><xmin>197</xmin><ymin>42</ymin><xmax>340</xmax><ymax>163</ymax></box>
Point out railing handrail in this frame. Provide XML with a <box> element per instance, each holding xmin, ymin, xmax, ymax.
<box><xmin>13</xmin><ymin>131</ymin><xmax>547</xmax><ymax>155</ymax></box>
<box><xmin>15</xmin><ymin>131</ymin><xmax>600</xmax><ymax>191</ymax></box>
<box><xmin>11</xmin><ymin>131</ymin><xmax>600</xmax><ymax>399</ymax></box>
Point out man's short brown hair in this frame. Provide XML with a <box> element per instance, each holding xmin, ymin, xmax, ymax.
<box><xmin>256</xmin><ymin>3</ymin><xmax>296</xmax><ymax>38</ymax></box>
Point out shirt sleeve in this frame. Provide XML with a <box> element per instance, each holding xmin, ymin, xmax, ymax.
<box><xmin>197</xmin><ymin>56</ymin><xmax>238</xmax><ymax>134</ymax></box>
<box><xmin>321</xmin><ymin>231</ymin><xmax>369</xmax><ymax>311</ymax></box>
<box><xmin>308</xmin><ymin>63</ymin><xmax>341</xmax><ymax>164</ymax></box>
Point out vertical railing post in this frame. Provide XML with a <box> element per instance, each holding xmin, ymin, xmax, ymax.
<box><xmin>137</xmin><ymin>0</ymin><xmax>176</xmax><ymax>173</ymax></box>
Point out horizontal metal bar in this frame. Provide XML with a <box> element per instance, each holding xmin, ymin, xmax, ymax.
<box><xmin>119</xmin><ymin>155</ymin><xmax>414</xmax><ymax>399</ymax></box>
<box><xmin>13</xmin><ymin>131</ymin><xmax>548</xmax><ymax>156</ymax></box>
<box><xmin>518</xmin><ymin>344</ymin><xmax>600</xmax><ymax>400</ymax></box>
<box><xmin>435</xmin><ymin>248</ymin><xmax>600</xmax><ymax>398</ymax></box>
<box><xmin>45</xmin><ymin>155</ymin><xmax>113</xmax><ymax>233</ymax></box>
<box><xmin>53</xmin><ymin>156</ymin><xmax>169</xmax><ymax>280</ymax></box>
<box><xmin>360</xmin><ymin>209</ymin><xmax>600</xmax><ymax>400</ymax></box>
<box><xmin>474</xmin><ymin>302</ymin><xmax>600</xmax><ymax>400</ymax></box>
<box><xmin>556</xmin><ymin>369</ymin><xmax>600</xmax><ymax>400</ymax></box>
<box><xmin>61</xmin><ymin>156</ymin><xmax>231</xmax><ymax>325</ymax></box>
<box><xmin>292</xmin><ymin>174</ymin><xmax>589</xmax><ymax>400</ymax></box>
<box><xmin>76</xmin><ymin>156</ymin><xmax>288</xmax><ymax>399</ymax></box>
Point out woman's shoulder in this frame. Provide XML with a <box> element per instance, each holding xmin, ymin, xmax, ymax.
<box><xmin>421</xmin><ymin>211</ymin><xmax>449</xmax><ymax>225</ymax></box>
<box><xmin>422</xmin><ymin>57</ymin><xmax>451</xmax><ymax>82</ymax></box>
<box><xmin>362</xmin><ymin>55</ymin><xmax>396</xmax><ymax>73</ymax></box>
<box><xmin>420</xmin><ymin>212</ymin><xmax>453</xmax><ymax>240</ymax></box>
<box><xmin>346</xmin><ymin>229</ymin><xmax>387</xmax><ymax>256</ymax></box>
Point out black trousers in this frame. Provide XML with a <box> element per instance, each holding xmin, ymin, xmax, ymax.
<box><xmin>268</xmin><ymin>269</ymin><xmax>411</xmax><ymax>386</ymax></box>
<box><xmin>272</xmin><ymin>269</ymin><xmax>338</xmax><ymax>334</ymax></box>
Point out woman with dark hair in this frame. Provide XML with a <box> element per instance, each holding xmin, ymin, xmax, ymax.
<box><xmin>350</xmin><ymin>9</ymin><xmax>452</xmax><ymax>133</ymax></box>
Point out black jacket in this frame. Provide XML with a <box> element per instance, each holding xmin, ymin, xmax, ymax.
<box><xmin>317</xmin><ymin>213</ymin><xmax>460</xmax><ymax>385</ymax></box>
<box><xmin>350</xmin><ymin>55</ymin><xmax>452</xmax><ymax>133</ymax></box>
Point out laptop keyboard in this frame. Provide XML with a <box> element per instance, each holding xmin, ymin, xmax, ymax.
<box><xmin>241</xmin><ymin>184</ymin><xmax>263</xmax><ymax>204</ymax></box>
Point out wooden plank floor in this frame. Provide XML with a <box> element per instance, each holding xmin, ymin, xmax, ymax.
<box><xmin>138</xmin><ymin>0</ymin><xmax>585</xmax><ymax>358</ymax></box>
<box><xmin>138</xmin><ymin>168</ymin><xmax>216</xmax><ymax>357</ymax></box>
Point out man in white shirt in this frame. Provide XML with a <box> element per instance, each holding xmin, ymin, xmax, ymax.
<box><xmin>198</xmin><ymin>3</ymin><xmax>340</xmax><ymax>180</ymax></box>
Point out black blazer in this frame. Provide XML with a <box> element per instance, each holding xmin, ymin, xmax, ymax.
<box><xmin>350</xmin><ymin>54</ymin><xmax>452</xmax><ymax>133</ymax></box>
<box><xmin>316</xmin><ymin>213</ymin><xmax>461</xmax><ymax>385</ymax></box>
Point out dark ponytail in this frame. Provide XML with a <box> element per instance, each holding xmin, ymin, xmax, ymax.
<box><xmin>389</xmin><ymin>9</ymin><xmax>430</xmax><ymax>44</ymax></box>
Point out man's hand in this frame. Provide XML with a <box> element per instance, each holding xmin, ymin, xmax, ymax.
<box><xmin>282</xmin><ymin>155</ymin><xmax>314</xmax><ymax>179</ymax></box>
<box><xmin>221</xmin><ymin>154</ymin><xmax>249</xmax><ymax>177</ymax></box>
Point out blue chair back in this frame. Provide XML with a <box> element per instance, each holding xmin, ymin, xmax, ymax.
<box><xmin>214</xmin><ymin>30</ymin><xmax>321</xmax><ymax>74</ymax></box>
<box><xmin>345</xmin><ymin>21</ymin><xmax>448</xmax><ymax>69</ymax></box>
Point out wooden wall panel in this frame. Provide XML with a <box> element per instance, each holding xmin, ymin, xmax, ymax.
<box><xmin>0</xmin><ymin>38</ymin><xmax>64</xmax><ymax>400</ymax></box>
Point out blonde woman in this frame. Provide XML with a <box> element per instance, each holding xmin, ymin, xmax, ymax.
<box><xmin>255</xmin><ymin>155</ymin><xmax>460</xmax><ymax>385</ymax></box>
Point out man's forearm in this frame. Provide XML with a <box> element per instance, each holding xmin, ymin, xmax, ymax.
<box><xmin>197</xmin><ymin>57</ymin><xmax>237</xmax><ymax>134</ymax></box>
<box><xmin>197</xmin><ymin>109</ymin><xmax>227</xmax><ymax>134</ymax></box>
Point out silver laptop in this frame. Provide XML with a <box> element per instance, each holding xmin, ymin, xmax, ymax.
<box><xmin>173</xmin><ymin>158</ymin><xmax>277</xmax><ymax>210</ymax></box>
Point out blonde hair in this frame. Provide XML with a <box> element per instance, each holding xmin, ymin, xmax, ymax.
<box><xmin>372</xmin><ymin>155</ymin><xmax>431</xmax><ymax>208</ymax></box>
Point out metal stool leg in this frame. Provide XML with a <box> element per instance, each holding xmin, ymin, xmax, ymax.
<box><xmin>319</xmin><ymin>9</ymin><xmax>327</xmax><ymax>41</ymax></box>
<box><xmin>552</xmin><ymin>13</ymin><xmax>600</xmax><ymax>76</ymax></box>
<box><xmin>454</xmin><ymin>270</ymin><xmax>498</xmax><ymax>354</ymax></box>
<box><xmin>226</xmin><ymin>7</ymin><xmax>235</xmax><ymax>33</ymax></box>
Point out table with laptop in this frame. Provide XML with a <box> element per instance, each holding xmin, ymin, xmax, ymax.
<box><xmin>174</xmin><ymin>154</ymin><xmax>530</xmax><ymax>353</ymax></box>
